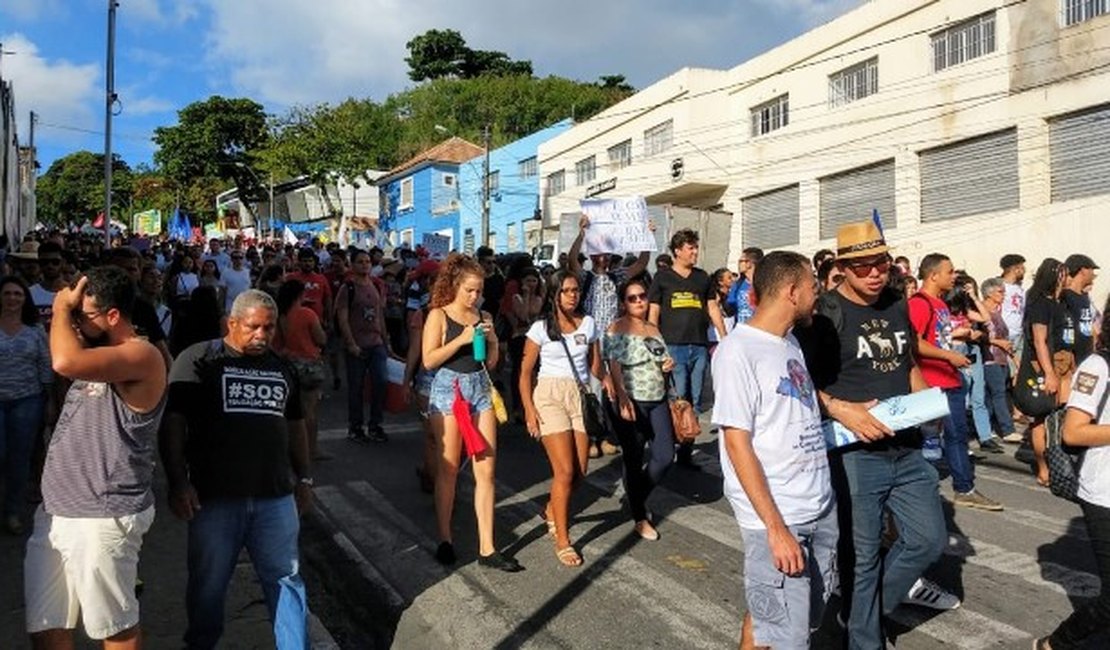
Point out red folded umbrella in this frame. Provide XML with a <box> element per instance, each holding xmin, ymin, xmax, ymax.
<box><xmin>453</xmin><ymin>379</ymin><xmax>488</xmax><ymax>457</ymax></box>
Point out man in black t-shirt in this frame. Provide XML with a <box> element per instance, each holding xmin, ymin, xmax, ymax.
<box><xmin>648</xmin><ymin>229</ymin><xmax>726</xmax><ymax>465</ymax></box>
<box><xmin>796</xmin><ymin>221</ymin><xmax>947</xmax><ymax>648</ymax></box>
<box><xmin>159</xmin><ymin>289</ymin><xmax>312</xmax><ymax>649</ymax></box>
<box><xmin>1063</xmin><ymin>254</ymin><xmax>1099</xmax><ymax>362</ymax></box>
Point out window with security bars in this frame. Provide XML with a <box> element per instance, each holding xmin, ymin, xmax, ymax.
<box><xmin>575</xmin><ymin>156</ymin><xmax>597</xmax><ymax>186</ymax></box>
<box><xmin>519</xmin><ymin>156</ymin><xmax>537</xmax><ymax>178</ymax></box>
<box><xmin>643</xmin><ymin>119</ymin><xmax>673</xmax><ymax>157</ymax></box>
<box><xmin>546</xmin><ymin>170</ymin><xmax>565</xmax><ymax>196</ymax></box>
<box><xmin>750</xmin><ymin>95</ymin><xmax>789</xmax><ymax>137</ymax></box>
<box><xmin>829</xmin><ymin>58</ymin><xmax>878</xmax><ymax>108</ymax></box>
<box><xmin>931</xmin><ymin>12</ymin><xmax>996</xmax><ymax>72</ymax></box>
<box><xmin>1062</xmin><ymin>0</ymin><xmax>1110</xmax><ymax>26</ymax></box>
<box><xmin>608</xmin><ymin>140</ymin><xmax>632</xmax><ymax>171</ymax></box>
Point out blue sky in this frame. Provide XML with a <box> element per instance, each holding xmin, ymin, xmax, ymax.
<box><xmin>1</xmin><ymin>0</ymin><xmax>861</xmax><ymax>173</ymax></box>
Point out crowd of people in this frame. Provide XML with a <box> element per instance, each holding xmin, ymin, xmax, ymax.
<box><xmin>0</xmin><ymin>218</ymin><xmax>1106</xmax><ymax>650</ymax></box>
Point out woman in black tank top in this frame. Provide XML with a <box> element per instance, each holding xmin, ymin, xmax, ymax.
<box><xmin>420</xmin><ymin>254</ymin><xmax>521</xmax><ymax>572</ymax></box>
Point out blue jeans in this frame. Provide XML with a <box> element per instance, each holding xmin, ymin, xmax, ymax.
<box><xmin>185</xmin><ymin>495</ymin><xmax>308</xmax><ymax>650</ymax></box>
<box><xmin>983</xmin><ymin>363</ymin><xmax>1016</xmax><ymax>435</ymax></box>
<box><xmin>346</xmin><ymin>344</ymin><xmax>387</xmax><ymax>431</ymax></box>
<box><xmin>0</xmin><ymin>393</ymin><xmax>44</xmax><ymax>516</ymax></box>
<box><xmin>667</xmin><ymin>344</ymin><xmax>708</xmax><ymax>413</ymax></box>
<box><xmin>965</xmin><ymin>351</ymin><xmax>993</xmax><ymax>442</ymax></box>
<box><xmin>833</xmin><ymin>448</ymin><xmax>946</xmax><ymax>650</ymax></box>
<box><xmin>942</xmin><ymin>384</ymin><xmax>976</xmax><ymax>493</ymax></box>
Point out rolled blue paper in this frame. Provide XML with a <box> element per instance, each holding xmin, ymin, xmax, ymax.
<box><xmin>822</xmin><ymin>387</ymin><xmax>950</xmax><ymax>449</ymax></box>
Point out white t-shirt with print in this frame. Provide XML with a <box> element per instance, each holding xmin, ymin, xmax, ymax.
<box><xmin>1002</xmin><ymin>282</ymin><xmax>1025</xmax><ymax>341</ymax></box>
<box><xmin>526</xmin><ymin>316</ymin><xmax>597</xmax><ymax>382</ymax></box>
<box><xmin>220</xmin><ymin>267</ymin><xmax>253</xmax><ymax>313</ymax></box>
<box><xmin>711</xmin><ymin>324</ymin><xmax>833</xmax><ymax>530</ymax></box>
<box><xmin>1068</xmin><ymin>354</ymin><xmax>1110</xmax><ymax>509</ymax></box>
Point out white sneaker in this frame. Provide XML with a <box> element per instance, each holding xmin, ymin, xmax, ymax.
<box><xmin>1002</xmin><ymin>432</ymin><xmax>1025</xmax><ymax>444</ymax></box>
<box><xmin>904</xmin><ymin>577</ymin><xmax>961</xmax><ymax>610</ymax></box>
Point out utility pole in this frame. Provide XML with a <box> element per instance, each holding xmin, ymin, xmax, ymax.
<box><xmin>28</xmin><ymin>111</ymin><xmax>36</xmax><ymax>149</ymax></box>
<box><xmin>268</xmin><ymin>170</ymin><xmax>274</xmax><ymax>242</ymax></box>
<box><xmin>102</xmin><ymin>0</ymin><xmax>119</xmax><ymax>247</ymax></box>
<box><xmin>481</xmin><ymin>124</ymin><xmax>491</xmax><ymax>247</ymax></box>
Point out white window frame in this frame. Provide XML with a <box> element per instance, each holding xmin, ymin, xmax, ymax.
<box><xmin>400</xmin><ymin>228</ymin><xmax>414</xmax><ymax>248</ymax></box>
<box><xmin>829</xmin><ymin>57</ymin><xmax>878</xmax><ymax>108</ymax></box>
<box><xmin>488</xmin><ymin>170</ymin><xmax>500</xmax><ymax>193</ymax></box>
<box><xmin>931</xmin><ymin>12</ymin><xmax>996</xmax><ymax>72</ymax></box>
<box><xmin>575</xmin><ymin>155</ymin><xmax>597</xmax><ymax>186</ymax></box>
<box><xmin>519</xmin><ymin>156</ymin><xmax>538</xmax><ymax>178</ymax></box>
<box><xmin>399</xmin><ymin>177</ymin><xmax>414</xmax><ymax>210</ymax></box>
<box><xmin>608</xmin><ymin>139</ymin><xmax>633</xmax><ymax>171</ymax></box>
<box><xmin>643</xmin><ymin>119</ymin><xmax>674</xmax><ymax>158</ymax></box>
<box><xmin>750</xmin><ymin>95</ymin><xmax>789</xmax><ymax>137</ymax></box>
<box><xmin>546</xmin><ymin>169</ymin><xmax>565</xmax><ymax>196</ymax></box>
<box><xmin>1062</xmin><ymin>0</ymin><xmax>1110</xmax><ymax>26</ymax></box>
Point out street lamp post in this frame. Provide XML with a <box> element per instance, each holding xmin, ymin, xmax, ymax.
<box><xmin>102</xmin><ymin>0</ymin><xmax>119</xmax><ymax>247</ymax></box>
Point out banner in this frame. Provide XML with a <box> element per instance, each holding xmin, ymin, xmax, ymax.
<box><xmin>131</xmin><ymin>209</ymin><xmax>162</xmax><ymax>236</ymax></box>
<box><xmin>421</xmin><ymin>232</ymin><xmax>451</xmax><ymax>258</ymax></box>
<box><xmin>579</xmin><ymin>196</ymin><xmax>656</xmax><ymax>255</ymax></box>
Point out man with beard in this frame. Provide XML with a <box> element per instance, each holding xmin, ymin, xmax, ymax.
<box><xmin>1063</xmin><ymin>254</ymin><xmax>1099</xmax><ymax>363</ymax></box>
<box><xmin>24</xmin><ymin>267</ymin><xmax>167</xmax><ymax>649</ymax></box>
<box><xmin>30</xmin><ymin>241</ymin><xmax>67</xmax><ymax>328</ymax></box>
<box><xmin>103</xmin><ymin>247</ymin><xmax>173</xmax><ymax>371</ymax></box>
<box><xmin>159</xmin><ymin>289</ymin><xmax>312</xmax><ymax>649</ymax></box>
<box><xmin>712</xmin><ymin>252</ymin><xmax>837</xmax><ymax>649</ymax></box>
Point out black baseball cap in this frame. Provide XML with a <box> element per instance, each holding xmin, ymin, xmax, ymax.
<box><xmin>1065</xmin><ymin>254</ymin><xmax>1099</xmax><ymax>276</ymax></box>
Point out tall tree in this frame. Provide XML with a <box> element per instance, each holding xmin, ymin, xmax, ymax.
<box><xmin>405</xmin><ymin>29</ymin><xmax>468</xmax><ymax>81</ymax></box>
<box><xmin>35</xmin><ymin>151</ymin><xmax>131</xmax><ymax>226</ymax></box>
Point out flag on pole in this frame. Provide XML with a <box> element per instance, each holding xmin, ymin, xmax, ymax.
<box><xmin>872</xmin><ymin>208</ymin><xmax>884</xmax><ymax>238</ymax></box>
<box><xmin>283</xmin><ymin>226</ymin><xmax>299</xmax><ymax>246</ymax></box>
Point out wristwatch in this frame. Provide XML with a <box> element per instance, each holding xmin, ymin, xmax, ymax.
<box><xmin>298</xmin><ymin>477</ymin><xmax>315</xmax><ymax>487</ymax></box>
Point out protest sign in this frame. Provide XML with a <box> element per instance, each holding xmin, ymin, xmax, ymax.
<box><xmin>422</xmin><ymin>232</ymin><xmax>451</xmax><ymax>258</ymax></box>
<box><xmin>131</xmin><ymin>209</ymin><xmax>162</xmax><ymax>236</ymax></box>
<box><xmin>579</xmin><ymin>196</ymin><xmax>656</xmax><ymax>255</ymax></box>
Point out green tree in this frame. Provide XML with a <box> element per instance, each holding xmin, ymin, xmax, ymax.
<box><xmin>405</xmin><ymin>29</ymin><xmax>533</xmax><ymax>81</ymax></box>
<box><xmin>36</xmin><ymin>151</ymin><xmax>131</xmax><ymax>226</ymax></box>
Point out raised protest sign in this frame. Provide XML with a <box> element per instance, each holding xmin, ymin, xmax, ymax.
<box><xmin>131</xmin><ymin>209</ymin><xmax>162</xmax><ymax>236</ymax></box>
<box><xmin>422</xmin><ymin>232</ymin><xmax>451</xmax><ymax>258</ymax></box>
<box><xmin>579</xmin><ymin>196</ymin><xmax>656</xmax><ymax>255</ymax></box>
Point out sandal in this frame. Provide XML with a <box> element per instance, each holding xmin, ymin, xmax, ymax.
<box><xmin>540</xmin><ymin>506</ymin><xmax>556</xmax><ymax>538</ymax></box>
<box><xmin>556</xmin><ymin>546</ymin><xmax>583</xmax><ymax>567</ymax></box>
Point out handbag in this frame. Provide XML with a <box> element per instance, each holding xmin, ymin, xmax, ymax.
<box><xmin>1012</xmin><ymin>320</ymin><xmax>1057</xmax><ymax>418</ymax></box>
<box><xmin>557</xmin><ymin>335</ymin><xmax>607</xmax><ymax>439</ymax></box>
<box><xmin>1045</xmin><ymin>355</ymin><xmax>1110</xmax><ymax>502</ymax></box>
<box><xmin>667</xmin><ymin>374</ymin><xmax>701</xmax><ymax>444</ymax></box>
<box><xmin>482</xmin><ymin>368</ymin><xmax>509</xmax><ymax>425</ymax></box>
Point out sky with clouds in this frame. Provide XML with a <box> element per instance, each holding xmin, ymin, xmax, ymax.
<box><xmin>0</xmin><ymin>0</ymin><xmax>862</xmax><ymax>172</ymax></box>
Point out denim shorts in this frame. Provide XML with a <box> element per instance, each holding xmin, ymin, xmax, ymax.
<box><xmin>415</xmin><ymin>368</ymin><xmax>435</xmax><ymax>398</ymax></box>
<box><xmin>740</xmin><ymin>505</ymin><xmax>838</xmax><ymax>649</ymax></box>
<box><xmin>428</xmin><ymin>367</ymin><xmax>492</xmax><ymax>416</ymax></box>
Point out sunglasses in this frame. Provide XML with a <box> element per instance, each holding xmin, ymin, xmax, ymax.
<box><xmin>844</xmin><ymin>255</ymin><xmax>892</xmax><ymax>277</ymax></box>
<box><xmin>625</xmin><ymin>292</ymin><xmax>647</xmax><ymax>303</ymax></box>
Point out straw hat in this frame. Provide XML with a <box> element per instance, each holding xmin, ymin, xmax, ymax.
<box><xmin>9</xmin><ymin>241</ymin><xmax>40</xmax><ymax>261</ymax></box>
<box><xmin>835</xmin><ymin>221</ymin><xmax>890</xmax><ymax>260</ymax></box>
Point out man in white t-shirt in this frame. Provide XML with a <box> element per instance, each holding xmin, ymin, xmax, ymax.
<box><xmin>711</xmin><ymin>251</ymin><xmax>836</xmax><ymax>649</ymax></box>
<box><xmin>1000</xmin><ymin>254</ymin><xmax>1026</xmax><ymax>349</ymax></box>
<box><xmin>219</xmin><ymin>250</ymin><xmax>253</xmax><ymax>314</ymax></box>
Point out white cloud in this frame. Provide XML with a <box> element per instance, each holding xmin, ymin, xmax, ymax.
<box><xmin>199</xmin><ymin>0</ymin><xmax>866</xmax><ymax>109</ymax></box>
<box><xmin>0</xmin><ymin>33</ymin><xmax>100</xmax><ymax>144</ymax></box>
<box><xmin>120</xmin><ymin>0</ymin><xmax>197</xmax><ymax>27</ymax></box>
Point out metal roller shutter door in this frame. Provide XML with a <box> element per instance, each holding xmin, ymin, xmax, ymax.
<box><xmin>819</xmin><ymin>159</ymin><xmax>896</xmax><ymax>239</ymax></box>
<box><xmin>742</xmin><ymin>184</ymin><xmax>800</xmax><ymax>250</ymax></box>
<box><xmin>920</xmin><ymin>128</ymin><xmax>1019</xmax><ymax>223</ymax></box>
<box><xmin>1050</xmin><ymin>103</ymin><xmax>1110</xmax><ymax>203</ymax></box>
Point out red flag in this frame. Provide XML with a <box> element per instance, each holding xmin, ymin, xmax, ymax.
<box><xmin>452</xmin><ymin>380</ymin><xmax>488</xmax><ymax>457</ymax></box>
<box><xmin>92</xmin><ymin>212</ymin><xmax>105</xmax><ymax>228</ymax></box>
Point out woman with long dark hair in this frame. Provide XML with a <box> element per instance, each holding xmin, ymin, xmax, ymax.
<box><xmin>508</xmin><ymin>267</ymin><xmax>543</xmax><ymax>422</ymax></box>
<box><xmin>421</xmin><ymin>253</ymin><xmax>520</xmax><ymax>572</ymax></box>
<box><xmin>605</xmin><ymin>278</ymin><xmax>676</xmax><ymax>541</ymax></box>
<box><xmin>1025</xmin><ymin>258</ymin><xmax>1071</xmax><ymax>486</ymax></box>
<box><xmin>1035</xmin><ymin>295</ymin><xmax>1110</xmax><ymax>649</ymax></box>
<box><xmin>519</xmin><ymin>270</ymin><xmax>606</xmax><ymax>567</ymax></box>
<box><xmin>0</xmin><ymin>275</ymin><xmax>52</xmax><ymax>534</ymax></box>
<box><xmin>273</xmin><ymin>279</ymin><xmax>328</xmax><ymax>460</ymax></box>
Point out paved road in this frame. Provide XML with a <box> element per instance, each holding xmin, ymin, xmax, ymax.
<box><xmin>304</xmin><ymin>385</ymin><xmax>1108</xmax><ymax>650</ymax></box>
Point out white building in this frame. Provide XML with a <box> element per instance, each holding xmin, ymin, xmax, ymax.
<box><xmin>538</xmin><ymin>0</ymin><xmax>1110</xmax><ymax>287</ymax></box>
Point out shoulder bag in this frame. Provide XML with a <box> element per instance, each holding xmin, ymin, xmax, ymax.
<box><xmin>1046</xmin><ymin>354</ymin><xmax>1110</xmax><ymax>502</ymax></box>
<box><xmin>667</xmin><ymin>374</ymin><xmax>701</xmax><ymax>444</ymax></box>
<box><xmin>557</xmin><ymin>334</ymin><xmax>607</xmax><ymax>439</ymax></box>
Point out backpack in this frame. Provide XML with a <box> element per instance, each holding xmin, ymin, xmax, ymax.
<box><xmin>1045</xmin><ymin>352</ymin><xmax>1110</xmax><ymax>503</ymax></box>
<box><xmin>907</xmin><ymin>292</ymin><xmax>939</xmax><ymax>345</ymax></box>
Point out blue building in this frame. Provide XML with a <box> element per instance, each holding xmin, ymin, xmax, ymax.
<box><xmin>458</xmin><ymin>119</ymin><xmax>573</xmax><ymax>255</ymax></box>
<box><xmin>376</xmin><ymin>137</ymin><xmax>485</xmax><ymax>252</ymax></box>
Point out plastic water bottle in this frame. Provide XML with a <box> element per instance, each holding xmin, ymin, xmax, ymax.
<box><xmin>472</xmin><ymin>325</ymin><xmax>487</xmax><ymax>362</ymax></box>
<box><xmin>921</xmin><ymin>422</ymin><xmax>943</xmax><ymax>461</ymax></box>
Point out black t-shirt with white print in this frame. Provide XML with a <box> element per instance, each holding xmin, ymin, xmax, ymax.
<box><xmin>648</xmin><ymin>266</ymin><xmax>714</xmax><ymax>345</ymax></box>
<box><xmin>167</xmin><ymin>339</ymin><xmax>303</xmax><ymax>501</ymax></box>
<box><xmin>797</xmin><ymin>288</ymin><xmax>919</xmax><ymax>451</ymax></box>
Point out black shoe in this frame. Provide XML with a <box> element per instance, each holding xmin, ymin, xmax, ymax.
<box><xmin>347</xmin><ymin>428</ymin><xmax>370</xmax><ymax>444</ymax></box>
<box><xmin>332</xmin><ymin>376</ymin><xmax>341</xmax><ymax>390</ymax></box>
<box><xmin>478</xmin><ymin>550</ymin><xmax>524</xmax><ymax>572</ymax></box>
<box><xmin>978</xmin><ymin>439</ymin><xmax>1005</xmax><ymax>454</ymax></box>
<box><xmin>368</xmin><ymin>426</ymin><xmax>389</xmax><ymax>443</ymax></box>
<box><xmin>675</xmin><ymin>451</ymin><xmax>697</xmax><ymax>469</ymax></box>
<box><xmin>435</xmin><ymin>541</ymin><xmax>456</xmax><ymax>565</ymax></box>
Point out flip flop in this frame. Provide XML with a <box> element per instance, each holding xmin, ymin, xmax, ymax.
<box><xmin>556</xmin><ymin>546</ymin><xmax>582</xmax><ymax>567</ymax></box>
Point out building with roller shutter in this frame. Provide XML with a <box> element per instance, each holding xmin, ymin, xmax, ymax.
<box><xmin>538</xmin><ymin>0</ymin><xmax>1110</xmax><ymax>288</ymax></box>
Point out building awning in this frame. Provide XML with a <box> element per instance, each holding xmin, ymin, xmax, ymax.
<box><xmin>645</xmin><ymin>182</ymin><xmax>728</xmax><ymax>209</ymax></box>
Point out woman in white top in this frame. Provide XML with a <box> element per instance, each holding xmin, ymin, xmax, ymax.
<box><xmin>1037</xmin><ymin>299</ymin><xmax>1110</xmax><ymax>649</ymax></box>
<box><xmin>519</xmin><ymin>270</ymin><xmax>609</xmax><ymax>567</ymax></box>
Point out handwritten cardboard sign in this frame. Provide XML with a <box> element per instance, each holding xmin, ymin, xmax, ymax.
<box><xmin>579</xmin><ymin>196</ymin><xmax>656</xmax><ymax>255</ymax></box>
<box><xmin>421</xmin><ymin>233</ymin><xmax>451</xmax><ymax>258</ymax></box>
